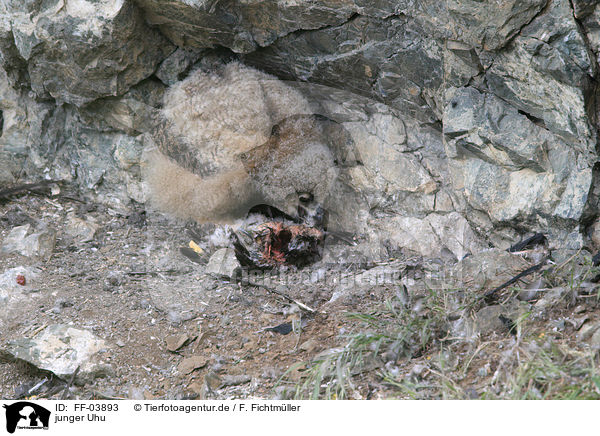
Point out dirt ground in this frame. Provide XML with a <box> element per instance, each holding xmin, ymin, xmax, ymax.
<box><xmin>2</xmin><ymin>193</ymin><xmax>600</xmax><ymax>400</ymax></box>
<box><xmin>0</xmin><ymin>193</ymin><xmax>395</xmax><ymax>400</ymax></box>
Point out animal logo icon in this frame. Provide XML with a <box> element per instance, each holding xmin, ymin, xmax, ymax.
<box><xmin>2</xmin><ymin>402</ymin><xmax>50</xmax><ymax>434</ymax></box>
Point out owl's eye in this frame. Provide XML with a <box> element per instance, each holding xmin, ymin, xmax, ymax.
<box><xmin>299</xmin><ymin>192</ymin><xmax>313</xmax><ymax>204</ymax></box>
<box><xmin>271</xmin><ymin>123</ymin><xmax>281</xmax><ymax>136</ymax></box>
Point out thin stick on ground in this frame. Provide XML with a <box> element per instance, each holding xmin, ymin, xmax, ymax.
<box><xmin>483</xmin><ymin>257</ymin><xmax>549</xmax><ymax>302</ymax></box>
<box><xmin>240</xmin><ymin>279</ymin><xmax>316</xmax><ymax>313</ymax></box>
<box><xmin>0</xmin><ymin>180</ymin><xmax>63</xmax><ymax>200</ymax></box>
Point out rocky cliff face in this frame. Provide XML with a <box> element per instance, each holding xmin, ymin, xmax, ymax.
<box><xmin>1</xmin><ymin>0</ymin><xmax>599</xmax><ymax>259</ymax></box>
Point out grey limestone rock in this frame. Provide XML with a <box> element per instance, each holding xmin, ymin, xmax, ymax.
<box><xmin>1</xmin><ymin>324</ymin><xmax>114</xmax><ymax>384</ymax></box>
<box><xmin>1</xmin><ymin>0</ymin><xmax>174</xmax><ymax>106</ymax></box>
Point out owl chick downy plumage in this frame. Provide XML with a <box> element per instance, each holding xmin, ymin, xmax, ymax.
<box><xmin>143</xmin><ymin>61</ymin><xmax>345</xmax><ymax>224</ymax></box>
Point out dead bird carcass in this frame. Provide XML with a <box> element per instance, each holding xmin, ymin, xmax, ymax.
<box><xmin>231</xmin><ymin>220</ymin><xmax>325</xmax><ymax>269</ymax></box>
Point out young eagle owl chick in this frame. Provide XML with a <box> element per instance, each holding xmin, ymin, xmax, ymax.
<box><xmin>143</xmin><ymin>61</ymin><xmax>343</xmax><ymax>224</ymax></box>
